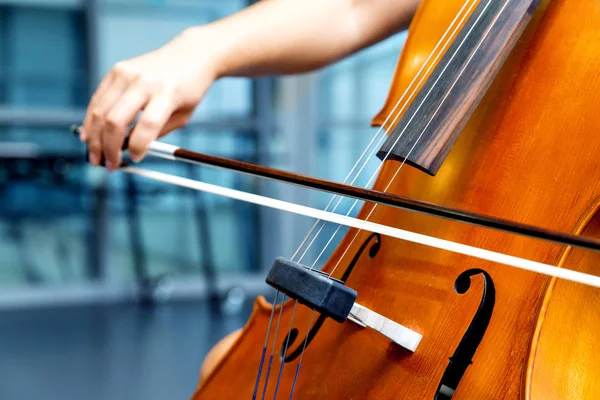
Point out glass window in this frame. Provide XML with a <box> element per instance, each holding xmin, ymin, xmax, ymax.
<box><xmin>105</xmin><ymin>128</ymin><xmax>262</xmax><ymax>283</ymax></box>
<box><xmin>0</xmin><ymin>1</ymin><xmax>264</xmax><ymax>290</ymax></box>
<box><xmin>0</xmin><ymin>143</ymin><xmax>97</xmax><ymax>285</ymax></box>
<box><xmin>93</xmin><ymin>0</ymin><xmax>261</xmax><ymax>284</ymax></box>
<box><xmin>318</xmin><ymin>31</ymin><xmax>408</xmax><ymax>122</ymax></box>
<box><xmin>0</xmin><ymin>5</ymin><xmax>88</xmax><ymax>109</ymax></box>
<box><xmin>0</xmin><ymin>4</ymin><xmax>91</xmax><ymax>288</ymax></box>
<box><xmin>0</xmin><ymin>9</ymin><xmax>6</xmax><ymax>104</ymax></box>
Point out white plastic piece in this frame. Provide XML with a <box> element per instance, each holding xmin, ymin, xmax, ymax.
<box><xmin>147</xmin><ymin>142</ymin><xmax>179</xmax><ymax>160</ymax></box>
<box><xmin>348</xmin><ymin>303</ymin><xmax>422</xmax><ymax>352</ymax></box>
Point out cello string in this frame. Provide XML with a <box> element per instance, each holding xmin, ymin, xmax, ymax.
<box><xmin>295</xmin><ymin>0</ymin><xmax>477</xmax><ymax>266</ymax></box>
<box><xmin>261</xmin><ymin>293</ymin><xmax>288</xmax><ymax>400</ymax></box>
<box><xmin>271</xmin><ymin>1</ymin><xmax>478</xmax><ymax>395</ymax></box>
<box><xmin>289</xmin><ymin>0</ymin><xmax>498</xmax><ymax>395</ymax></box>
<box><xmin>255</xmin><ymin>85</ymin><xmax>401</xmax><ymax>396</ymax></box>
<box><xmin>288</xmin><ymin>0</ymin><xmax>474</xmax><ymax>261</ymax></box>
<box><xmin>252</xmin><ymin>77</ymin><xmax>391</xmax><ymax>398</ymax></box>
<box><xmin>281</xmin><ymin>0</ymin><xmax>479</xmax><ymax>395</ymax></box>
<box><xmin>273</xmin><ymin>301</ymin><xmax>299</xmax><ymax>399</ymax></box>
<box><xmin>257</xmin><ymin>3</ymin><xmax>460</xmax><ymax>358</ymax></box>
<box><xmin>254</xmin><ymin>22</ymin><xmax>439</xmax><ymax>389</ymax></box>
<box><xmin>252</xmin><ymin>291</ymin><xmax>280</xmax><ymax>400</ymax></box>
<box><xmin>289</xmin><ymin>312</ymin><xmax>315</xmax><ymax>400</ymax></box>
<box><xmin>261</xmin><ymin>1</ymin><xmax>478</xmax><ymax>396</ymax></box>
<box><xmin>278</xmin><ymin>0</ymin><xmax>482</xmax><ymax>396</ymax></box>
<box><xmin>257</xmin><ymin>135</ymin><xmax>387</xmax><ymax>396</ymax></box>
<box><xmin>260</xmin><ymin>58</ymin><xmax>412</xmax><ymax>378</ymax></box>
<box><xmin>254</xmin><ymin>108</ymin><xmax>387</xmax><ymax>397</ymax></box>
<box><xmin>255</xmin><ymin>7</ymin><xmax>466</xmax><ymax>374</ymax></box>
<box><xmin>290</xmin><ymin>111</ymin><xmax>392</xmax><ymax>260</ymax></box>
<box><xmin>253</xmin><ymin>119</ymin><xmax>389</xmax><ymax>398</ymax></box>
<box><xmin>302</xmin><ymin>0</ymin><xmax>482</xmax><ymax>272</ymax></box>
<box><xmin>326</xmin><ymin>0</ymin><xmax>500</xmax><ymax>278</ymax></box>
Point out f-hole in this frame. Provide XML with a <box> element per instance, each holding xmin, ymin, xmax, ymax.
<box><xmin>280</xmin><ymin>233</ymin><xmax>381</xmax><ymax>363</ymax></box>
<box><xmin>435</xmin><ymin>269</ymin><xmax>496</xmax><ymax>399</ymax></box>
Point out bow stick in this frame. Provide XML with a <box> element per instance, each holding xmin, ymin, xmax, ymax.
<box><xmin>70</xmin><ymin>125</ymin><xmax>600</xmax><ymax>289</ymax></box>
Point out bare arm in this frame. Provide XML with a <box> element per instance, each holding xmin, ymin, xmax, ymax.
<box><xmin>209</xmin><ymin>0</ymin><xmax>420</xmax><ymax>76</ymax></box>
<box><xmin>81</xmin><ymin>0</ymin><xmax>421</xmax><ymax>169</ymax></box>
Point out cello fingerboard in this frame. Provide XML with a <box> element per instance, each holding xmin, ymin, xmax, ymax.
<box><xmin>377</xmin><ymin>0</ymin><xmax>541</xmax><ymax>176</ymax></box>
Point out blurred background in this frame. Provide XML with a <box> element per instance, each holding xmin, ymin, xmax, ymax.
<box><xmin>0</xmin><ymin>0</ymin><xmax>407</xmax><ymax>398</ymax></box>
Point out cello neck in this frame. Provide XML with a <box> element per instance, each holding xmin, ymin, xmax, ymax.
<box><xmin>377</xmin><ymin>0</ymin><xmax>542</xmax><ymax>176</ymax></box>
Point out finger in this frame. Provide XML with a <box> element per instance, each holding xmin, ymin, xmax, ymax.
<box><xmin>128</xmin><ymin>95</ymin><xmax>175</xmax><ymax>162</ymax></box>
<box><xmin>103</xmin><ymin>84</ymin><xmax>150</xmax><ymax>171</ymax></box>
<box><xmin>80</xmin><ymin>73</ymin><xmax>114</xmax><ymax>142</ymax></box>
<box><xmin>158</xmin><ymin>108</ymin><xmax>193</xmax><ymax>137</ymax></box>
<box><xmin>83</xmin><ymin>73</ymin><xmax>130</xmax><ymax>166</ymax></box>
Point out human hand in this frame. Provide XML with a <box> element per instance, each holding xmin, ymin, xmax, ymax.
<box><xmin>79</xmin><ymin>27</ymin><xmax>220</xmax><ymax>171</ymax></box>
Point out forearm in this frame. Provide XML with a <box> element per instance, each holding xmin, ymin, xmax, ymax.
<box><xmin>81</xmin><ymin>0</ymin><xmax>421</xmax><ymax>167</ymax></box>
<box><xmin>188</xmin><ymin>0</ymin><xmax>421</xmax><ymax>78</ymax></box>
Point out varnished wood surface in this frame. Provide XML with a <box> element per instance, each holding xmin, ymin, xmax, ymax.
<box><xmin>194</xmin><ymin>0</ymin><xmax>600</xmax><ymax>398</ymax></box>
<box><xmin>527</xmin><ymin>200</ymin><xmax>600</xmax><ymax>399</ymax></box>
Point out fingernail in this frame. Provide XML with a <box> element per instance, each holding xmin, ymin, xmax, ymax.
<box><xmin>130</xmin><ymin>153</ymin><xmax>141</xmax><ymax>163</ymax></box>
<box><xmin>89</xmin><ymin>152</ymin><xmax>99</xmax><ymax>166</ymax></box>
<box><xmin>106</xmin><ymin>161</ymin><xmax>114</xmax><ymax>172</ymax></box>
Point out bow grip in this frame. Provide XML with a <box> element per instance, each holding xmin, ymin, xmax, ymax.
<box><xmin>70</xmin><ymin>124</ymin><xmax>130</xmax><ymax>167</ymax></box>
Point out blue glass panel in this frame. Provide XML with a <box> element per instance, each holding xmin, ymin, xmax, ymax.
<box><xmin>317</xmin><ymin>31</ymin><xmax>408</xmax><ymax>122</ymax></box>
<box><xmin>1</xmin><ymin>6</ymin><xmax>88</xmax><ymax>108</ymax></box>
<box><xmin>105</xmin><ymin>129</ymin><xmax>261</xmax><ymax>282</ymax></box>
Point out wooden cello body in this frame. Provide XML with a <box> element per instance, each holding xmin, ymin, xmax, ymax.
<box><xmin>193</xmin><ymin>0</ymin><xmax>600</xmax><ymax>398</ymax></box>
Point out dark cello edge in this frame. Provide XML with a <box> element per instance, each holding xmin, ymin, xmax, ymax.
<box><xmin>171</xmin><ymin>148</ymin><xmax>600</xmax><ymax>253</ymax></box>
<box><xmin>68</xmin><ymin>125</ymin><xmax>600</xmax><ymax>253</ymax></box>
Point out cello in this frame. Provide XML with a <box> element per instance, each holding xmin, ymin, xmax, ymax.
<box><xmin>192</xmin><ymin>0</ymin><xmax>600</xmax><ymax>398</ymax></box>
<box><xmin>75</xmin><ymin>0</ymin><xmax>600</xmax><ymax>398</ymax></box>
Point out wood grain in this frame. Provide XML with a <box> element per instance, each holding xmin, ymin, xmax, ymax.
<box><xmin>194</xmin><ymin>0</ymin><xmax>600</xmax><ymax>398</ymax></box>
<box><xmin>526</xmin><ymin>199</ymin><xmax>600</xmax><ymax>399</ymax></box>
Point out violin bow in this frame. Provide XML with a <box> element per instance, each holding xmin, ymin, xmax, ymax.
<box><xmin>70</xmin><ymin>125</ymin><xmax>600</xmax><ymax>289</ymax></box>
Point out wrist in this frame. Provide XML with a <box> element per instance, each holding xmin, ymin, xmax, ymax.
<box><xmin>179</xmin><ymin>26</ymin><xmax>231</xmax><ymax>81</ymax></box>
